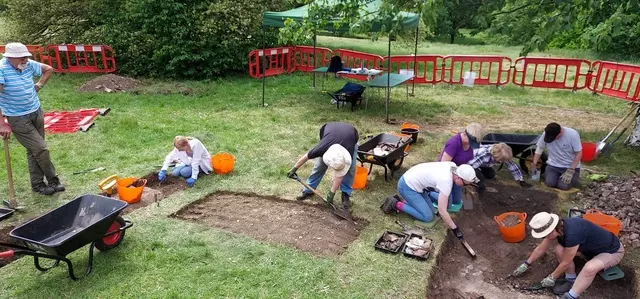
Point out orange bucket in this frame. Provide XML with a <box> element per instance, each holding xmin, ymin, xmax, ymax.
<box><xmin>212</xmin><ymin>152</ymin><xmax>235</xmax><ymax>175</ymax></box>
<box><xmin>584</xmin><ymin>209</ymin><xmax>621</xmax><ymax>236</ymax></box>
<box><xmin>352</xmin><ymin>166</ymin><xmax>369</xmax><ymax>189</ymax></box>
<box><xmin>116</xmin><ymin>177</ymin><xmax>146</xmax><ymax>204</ymax></box>
<box><xmin>401</xmin><ymin>122</ymin><xmax>420</xmax><ymax>130</ymax></box>
<box><xmin>581</xmin><ymin>142</ymin><xmax>597</xmax><ymax>162</ymax></box>
<box><xmin>494</xmin><ymin>212</ymin><xmax>527</xmax><ymax>243</ymax></box>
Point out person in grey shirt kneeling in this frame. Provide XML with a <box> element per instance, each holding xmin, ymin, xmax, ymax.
<box><xmin>531</xmin><ymin>122</ymin><xmax>582</xmax><ymax>190</ymax></box>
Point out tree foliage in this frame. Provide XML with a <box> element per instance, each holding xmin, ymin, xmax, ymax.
<box><xmin>487</xmin><ymin>0</ymin><xmax>640</xmax><ymax>56</ymax></box>
<box><xmin>3</xmin><ymin>0</ymin><xmax>290</xmax><ymax>78</ymax></box>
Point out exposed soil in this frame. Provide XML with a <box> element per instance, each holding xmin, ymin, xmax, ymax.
<box><xmin>172</xmin><ymin>191</ymin><xmax>369</xmax><ymax>257</ymax></box>
<box><xmin>427</xmin><ymin>182</ymin><xmax>637</xmax><ymax>299</ymax></box>
<box><xmin>501</xmin><ymin>214</ymin><xmax>522</xmax><ymax>228</ymax></box>
<box><xmin>0</xmin><ymin>226</ymin><xmax>19</xmax><ymax>268</ymax></box>
<box><xmin>77</xmin><ymin>74</ymin><xmax>140</xmax><ymax>93</ymax></box>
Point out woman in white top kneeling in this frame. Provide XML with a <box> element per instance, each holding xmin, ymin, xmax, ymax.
<box><xmin>158</xmin><ymin>136</ymin><xmax>212</xmax><ymax>187</ymax></box>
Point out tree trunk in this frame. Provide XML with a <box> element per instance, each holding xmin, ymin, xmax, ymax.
<box><xmin>626</xmin><ymin>110</ymin><xmax>640</xmax><ymax>146</ymax></box>
<box><xmin>449</xmin><ymin>31</ymin><xmax>455</xmax><ymax>44</ymax></box>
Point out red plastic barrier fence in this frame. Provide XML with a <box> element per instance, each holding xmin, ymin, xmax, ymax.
<box><xmin>512</xmin><ymin>57</ymin><xmax>591</xmax><ymax>90</ymax></box>
<box><xmin>589</xmin><ymin>61</ymin><xmax>640</xmax><ymax>102</ymax></box>
<box><xmin>387</xmin><ymin>55</ymin><xmax>444</xmax><ymax>84</ymax></box>
<box><xmin>248</xmin><ymin>47</ymin><xmax>295</xmax><ymax>78</ymax></box>
<box><xmin>443</xmin><ymin>55</ymin><xmax>512</xmax><ymax>86</ymax></box>
<box><xmin>333</xmin><ymin>49</ymin><xmax>384</xmax><ymax>81</ymax></box>
<box><xmin>293</xmin><ymin>46</ymin><xmax>332</xmax><ymax>72</ymax></box>
<box><xmin>45</xmin><ymin>44</ymin><xmax>116</xmax><ymax>73</ymax></box>
<box><xmin>0</xmin><ymin>44</ymin><xmax>54</xmax><ymax>65</ymax></box>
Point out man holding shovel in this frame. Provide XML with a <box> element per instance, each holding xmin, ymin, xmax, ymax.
<box><xmin>0</xmin><ymin>43</ymin><xmax>64</xmax><ymax>195</ymax></box>
<box><xmin>287</xmin><ymin>122</ymin><xmax>358</xmax><ymax>211</ymax></box>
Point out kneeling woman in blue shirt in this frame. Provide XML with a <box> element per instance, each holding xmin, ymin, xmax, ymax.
<box><xmin>510</xmin><ymin>212</ymin><xmax>624</xmax><ymax>299</ymax></box>
<box><xmin>158</xmin><ymin>136</ymin><xmax>212</xmax><ymax>187</ymax></box>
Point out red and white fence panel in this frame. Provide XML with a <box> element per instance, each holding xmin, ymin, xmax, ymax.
<box><xmin>248</xmin><ymin>47</ymin><xmax>295</xmax><ymax>79</ymax></box>
<box><xmin>443</xmin><ymin>55</ymin><xmax>512</xmax><ymax>86</ymax></box>
<box><xmin>588</xmin><ymin>61</ymin><xmax>640</xmax><ymax>102</ymax></box>
<box><xmin>45</xmin><ymin>44</ymin><xmax>116</xmax><ymax>73</ymax></box>
<box><xmin>512</xmin><ymin>57</ymin><xmax>591</xmax><ymax>91</ymax></box>
<box><xmin>386</xmin><ymin>55</ymin><xmax>444</xmax><ymax>85</ymax></box>
<box><xmin>293</xmin><ymin>46</ymin><xmax>332</xmax><ymax>73</ymax></box>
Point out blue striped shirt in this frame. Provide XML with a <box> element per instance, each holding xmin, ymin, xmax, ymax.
<box><xmin>0</xmin><ymin>58</ymin><xmax>42</xmax><ymax>117</ymax></box>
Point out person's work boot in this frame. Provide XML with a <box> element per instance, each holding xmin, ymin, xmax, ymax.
<box><xmin>295</xmin><ymin>191</ymin><xmax>313</xmax><ymax>201</ymax></box>
<box><xmin>553</xmin><ymin>279</ymin><xmax>573</xmax><ymax>295</ymax></box>
<box><xmin>32</xmin><ymin>183</ymin><xmax>55</xmax><ymax>196</ymax></box>
<box><xmin>341</xmin><ymin>192</ymin><xmax>352</xmax><ymax>210</ymax></box>
<box><xmin>48</xmin><ymin>177</ymin><xmax>66</xmax><ymax>192</ymax></box>
<box><xmin>380</xmin><ymin>195</ymin><xmax>399</xmax><ymax>214</ymax></box>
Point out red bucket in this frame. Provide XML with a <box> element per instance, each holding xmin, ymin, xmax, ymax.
<box><xmin>581</xmin><ymin>142</ymin><xmax>597</xmax><ymax>162</ymax></box>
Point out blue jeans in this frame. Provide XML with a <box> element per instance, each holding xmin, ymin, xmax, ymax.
<box><xmin>545</xmin><ymin>165</ymin><xmax>580</xmax><ymax>190</ymax></box>
<box><xmin>172</xmin><ymin>164</ymin><xmax>205</xmax><ymax>178</ymax></box>
<box><xmin>427</xmin><ymin>184</ymin><xmax>462</xmax><ymax>207</ymax></box>
<box><xmin>304</xmin><ymin>145</ymin><xmax>358</xmax><ymax>196</ymax></box>
<box><xmin>397</xmin><ymin>177</ymin><xmax>437</xmax><ymax>222</ymax></box>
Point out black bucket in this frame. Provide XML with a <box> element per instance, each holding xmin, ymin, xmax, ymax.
<box><xmin>401</xmin><ymin>128</ymin><xmax>419</xmax><ymax>145</ymax></box>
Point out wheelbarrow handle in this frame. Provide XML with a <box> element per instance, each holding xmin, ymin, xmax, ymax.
<box><xmin>0</xmin><ymin>250</ymin><xmax>14</xmax><ymax>259</ymax></box>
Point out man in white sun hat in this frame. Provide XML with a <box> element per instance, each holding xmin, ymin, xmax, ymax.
<box><xmin>288</xmin><ymin>122</ymin><xmax>358</xmax><ymax>211</ymax></box>
<box><xmin>511</xmin><ymin>211</ymin><xmax>624</xmax><ymax>299</ymax></box>
<box><xmin>0</xmin><ymin>42</ymin><xmax>64</xmax><ymax>196</ymax></box>
<box><xmin>380</xmin><ymin>162</ymin><xmax>479</xmax><ymax>239</ymax></box>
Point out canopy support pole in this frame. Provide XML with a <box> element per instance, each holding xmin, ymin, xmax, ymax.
<box><xmin>386</xmin><ymin>35</ymin><xmax>391</xmax><ymax>124</ymax></box>
<box><xmin>313</xmin><ymin>27</ymin><xmax>317</xmax><ymax>92</ymax></box>
<box><xmin>411</xmin><ymin>24</ymin><xmax>419</xmax><ymax>96</ymax></box>
<box><xmin>261</xmin><ymin>27</ymin><xmax>266</xmax><ymax>107</ymax></box>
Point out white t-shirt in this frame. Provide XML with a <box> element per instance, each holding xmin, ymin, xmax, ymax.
<box><xmin>535</xmin><ymin>127</ymin><xmax>582</xmax><ymax>169</ymax></box>
<box><xmin>402</xmin><ymin>162</ymin><xmax>455</xmax><ymax>196</ymax></box>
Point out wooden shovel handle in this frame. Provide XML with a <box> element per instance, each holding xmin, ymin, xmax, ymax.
<box><xmin>3</xmin><ymin>139</ymin><xmax>16</xmax><ymax>206</ymax></box>
<box><xmin>294</xmin><ymin>175</ymin><xmax>327</xmax><ymax>202</ymax></box>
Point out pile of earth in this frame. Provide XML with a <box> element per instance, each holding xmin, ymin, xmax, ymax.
<box><xmin>575</xmin><ymin>174</ymin><xmax>640</xmax><ymax>248</ymax></box>
<box><xmin>77</xmin><ymin>74</ymin><xmax>140</xmax><ymax>92</ymax></box>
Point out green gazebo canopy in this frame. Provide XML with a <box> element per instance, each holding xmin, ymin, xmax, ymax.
<box><xmin>263</xmin><ymin>0</ymin><xmax>420</xmax><ymax>31</ymax></box>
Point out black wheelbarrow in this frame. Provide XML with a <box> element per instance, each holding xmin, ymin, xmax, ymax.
<box><xmin>0</xmin><ymin>194</ymin><xmax>133</xmax><ymax>280</ymax></box>
<box><xmin>327</xmin><ymin>82</ymin><xmax>366</xmax><ymax>111</ymax></box>
<box><xmin>357</xmin><ymin>133</ymin><xmax>411</xmax><ymax>181</ymax></box>
<box><xmin>482</xmin><ymin>133</ymin><xmax>548</xmax><ymax>174</ymax></box>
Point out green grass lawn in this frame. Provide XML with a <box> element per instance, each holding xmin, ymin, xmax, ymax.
<box><xmin>0</xmin><ymin>37</ymin><xmax>638</xmax><ymax>298</ymax></box>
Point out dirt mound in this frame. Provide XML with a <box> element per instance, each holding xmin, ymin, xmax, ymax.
<box><xmin>576</xmin><ymin>174</ymin><xmax>640</xmax><ymax>248</ymax></box>
<box><xmin>77</xmin><ymin>74</ymin><xmax>140</xmax><ymax>92</ymax></box>
<box><xmin>172</xmin><ymin>191</ymin><xmax>368</xmax><ymax>257</ymax></box>
<box><xmin>428</xmin><ymin>182</ymin><xmax>636</xmax><ymax>299</ymax></box>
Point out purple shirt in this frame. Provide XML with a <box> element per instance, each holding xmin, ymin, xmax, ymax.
<box><xmin>437</xmin><ymin>134</ymin><xmax>474</xmax><ymax>166</ymax></box>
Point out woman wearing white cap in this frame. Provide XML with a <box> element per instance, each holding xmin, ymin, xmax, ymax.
<box><xmin>511</xmin><ymin>212</ymin><xmax>624</xmax><ymax>299</ymax></box>
<box><xmin>380</xmin><ymin>162</ymin><xmax>479</xmax><ymax>238</ymax></box>
<box><xmin>287</xmin><ymin>122</ymin><xmax>358</xmax><ymax>211</ymax></box>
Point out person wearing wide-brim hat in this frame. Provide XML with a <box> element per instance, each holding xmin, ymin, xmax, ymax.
<box><xmin>511</xmin><ymin>212</ymin><xmax>624</xmax><ymax>299</ymax></box>
<box><xmin>287</xmin><ymin>122</ymin><xmax>358</xmax><ymax>211</ymax></box>
<box><xmin>0</xmin><ymin>42</ymin><xmax>63</xmax><ymax>195</ymax></box>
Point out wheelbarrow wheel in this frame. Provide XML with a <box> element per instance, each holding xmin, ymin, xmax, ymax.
<box><xmin>519</xmin><ymin>149</ymin><xmax>548</xmax><ymax>174</ymax></box>
<box><xmin>95</xmin><ymin>216</ymin><xmax>126</xmax><ymax>251</ymax></box>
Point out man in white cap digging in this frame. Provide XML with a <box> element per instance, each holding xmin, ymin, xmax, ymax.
<box><xmin>380</xmin><ymin>162</ymin><xmax>479</xmax><ymax>240</ymax></box>
<box><xmin>287</xmin><ymin>122</ymin><xmax>358</xmax><ymax>211</ymax></box>
<box><xmin>0</xmin><ymin>42</ymin><xmax>64</xmax><ymax>195</ymax></box>
<box><xmin>511</xmin><ymin>212</ymin><xmax>624</xmax><ymax>299</ymax></box>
